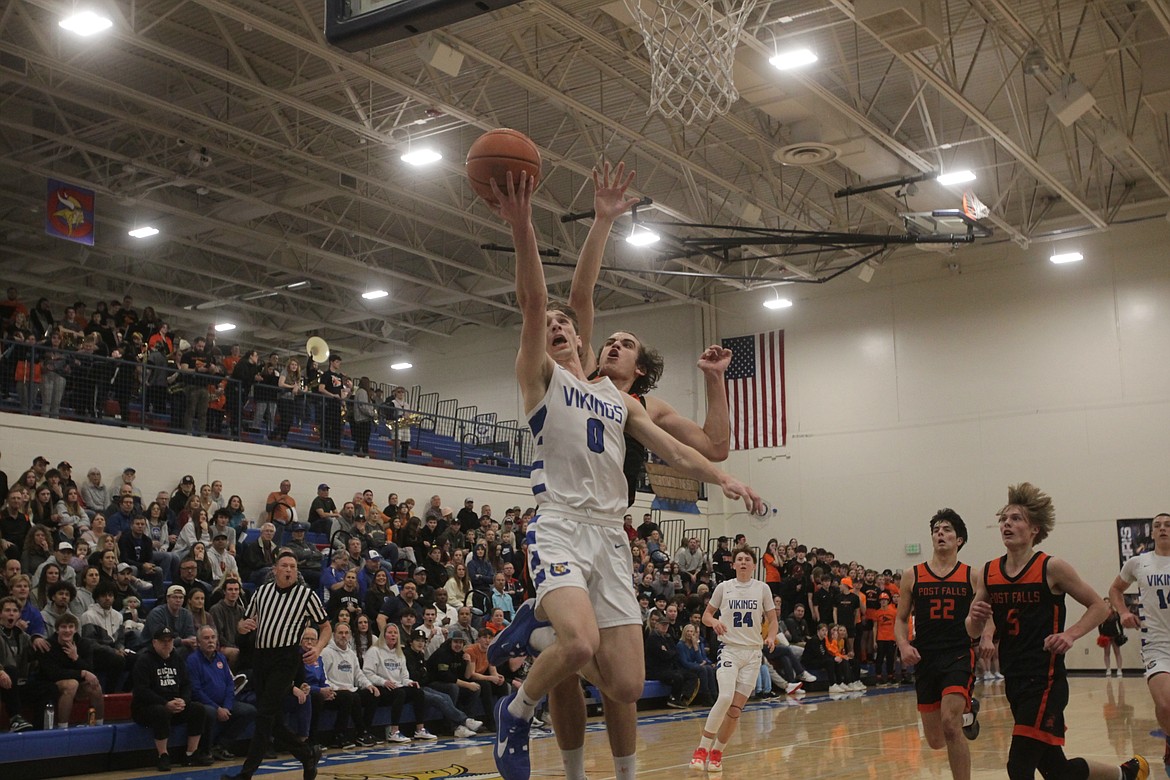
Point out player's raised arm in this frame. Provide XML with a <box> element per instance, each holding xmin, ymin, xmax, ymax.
<box><xmin>491</xmin><ymin>173</ymin><xmax>550</xmax><ymax>406</ymax></box>
<box><xmin>568</xmin><ymin>161</ymin><xmax>639</xmax><ymax>376</ymax></box>
<box><xmin>643</xmin><ymin>344</ymin><xmax>732</xmax><ymax>462</ymax></box>
<box><xmin>623</xmin><ymin>397</ymin><xmax>761</xmax><ymax>514</ymax></box>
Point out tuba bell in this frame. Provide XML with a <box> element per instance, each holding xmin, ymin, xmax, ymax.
<box><xmin>306</xmin><ymin>336</ymin><xmax>329</xmax><ymax>364</ymax></box>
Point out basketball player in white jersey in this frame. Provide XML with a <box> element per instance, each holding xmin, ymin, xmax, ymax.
<box><xmin>691</xmin><ymin>547</ymin><xmax>776</xmax><ymax>774</ymax></box>
<box><xmin>491</xmin><ymin>160</ymin><xmax>737</xmax><ymax>780</ymax></box>
<box><xmin>1110</xmin><ymin>513</ymin><xmax>1170</xmax><ymax>765</ymax></box>
<box><xmin>489</xmin><ymin>171</ymin><xmax>762</xmax><ymax>780</ymax></box>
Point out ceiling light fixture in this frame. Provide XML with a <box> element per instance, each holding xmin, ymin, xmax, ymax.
<box><xmin>390</xmin><ymin>362</ymin><xmax>413</xmax><ymax>370</ymax></box>
<box><xmin>214</xmin><ymin>322</ymin><xmax>236</xmax><ymax>332</ymax></box>
<box><xmin>283</xmin><ymin>281</ymin><xmax>310</xmax><ymax>290</ymax></box>
<box><xmin>128</xmin><ymin>226</ymin><xmax>159</xmax><ymax>238</ymax></box>
<box><xmin>769</xmin><ymin>48</ymin><xmax>818</xmax><ymax>70</ymax></box>
<box><xmin>362</xmin><ymin>289</ymin><xmax>389</xmax><ymax>300</ymax></box>
<box><xmin>626</xmin><ymin>226</ymin><xmax>660</xmax><ymax>246</ymax></box>
<box><xmin>1050</xmin><ymin>251</ymin><xmax>1083</xmax><ymax>265</ymax></box>
<box><xmin>763</xmin><ymin>297</ymin><xmax>793</xmax><ymax>310</ymax></box>
<box><xmin>401</xmin><ymin>149</ymin><xmax>442</xmax><ymax>166</ymax></box>
<box><xmin>59</xmin><ymin>10</ymin><xmax>113</xmax><ymax>36</ymax></box>
<box><xmin>937</xmin><ymin>170</ymin><xmax>976</xmax><ymax>186</ymax></box>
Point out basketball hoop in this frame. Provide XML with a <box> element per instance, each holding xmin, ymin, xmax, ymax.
<box><xmin>623</xmin><ymin>0</ymin><xmax>760</xmax><ymax>125</ymax></box>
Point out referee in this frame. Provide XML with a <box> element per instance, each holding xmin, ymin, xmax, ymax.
<box><xmin>223</xmin><ymin>551</ymin><xmax>331</xmax><ymax>780</ymax></box>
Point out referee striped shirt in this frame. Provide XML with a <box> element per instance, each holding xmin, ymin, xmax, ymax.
<box><xmin>246</xmin><ymin>580</ymin><xmax>328</xmax><ymax>649</ymax></box>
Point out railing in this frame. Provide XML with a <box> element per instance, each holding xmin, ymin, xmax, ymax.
<box><xmin>0</xmin><ymin>337</ymin><xmax>536</xmax><ymax>475</ymax></box>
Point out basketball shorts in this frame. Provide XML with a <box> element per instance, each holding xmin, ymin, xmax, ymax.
<box><xmin>528</xmin><ymin>509</ymin><xmax>641</xmax><ymax>629</ymax></box>
<box><xmin>915</xmin><ymin>646</ymin><xmax>975</xmax><ymax>712</ymax></box>
<box><xmin>1004</xmin><ymin>674</ymin><xmax>1068</xmax><ymax>745</ymax></box>
<box><xmin>717</xmin><ymin>644</ymin><xmax>763</xmax><ymax>697</ymax></box>
<box><xmin>1144</xmin><ymin>654</ymin><xmax>1170</xmax><ymax>679</ymax></box>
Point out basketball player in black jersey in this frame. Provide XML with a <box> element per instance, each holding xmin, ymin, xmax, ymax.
<box><xmin>967</xmin><ymin>483</ymin><xmax>1148</xmax><ymax>780</ymax></box>
<box><xmin>895</xmin><ymin>509</ymin><xmax>981</xmax><ymax>780</ymax></box>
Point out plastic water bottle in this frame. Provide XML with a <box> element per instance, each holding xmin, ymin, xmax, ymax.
<box><xmin>44</xmin><ymin>703</ymin><xmax>55</xmax><ymax>730</ymax></box>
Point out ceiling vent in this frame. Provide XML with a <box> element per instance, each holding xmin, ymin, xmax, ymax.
<box><xmin>854</xmin><ymin>0</ymin><xmax>943</xmax><ymax>52</ymax></box>
<box><xmin>773</xmin><ymin>142</ymin><xmax>840</xmax><ymax>166</ymax></box>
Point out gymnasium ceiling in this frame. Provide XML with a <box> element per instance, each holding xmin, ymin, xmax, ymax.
<box><xmin>1</xmin><ymin>0</ymin><xmax>1169</xmax><ymax>359</ymax></box>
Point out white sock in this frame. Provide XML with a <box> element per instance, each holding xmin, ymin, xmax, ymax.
<box><xmin>561</xmin><ymin>746</ymin><xmax>586</xmax><ymax>780</ymax></box>
<box><xmin>530</xmin><ymin>626</ymin><xmax>556</xmax><ymax>652</ymax></box>
<box><xmin>613</xmin><ymin>754</ymin><xmax>636</xmax><ymax>780</ymax></box>
<box><xmin>713</xmin><ymin>739</ymin><xmax>727</xmax><ymax>753</ymax></box>
<box><xmin>508</xmin><ymin>684</ymin><xmax>538</xmax><ymax>721</ymax></box>
<box><xmin>699</xmin><ymin>736</ymin><xmax>714</xmax><ymax>751</ymax></box>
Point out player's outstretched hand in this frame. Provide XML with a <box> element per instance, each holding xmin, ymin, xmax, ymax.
<box><xmin>1120</xmin><ymin>611</ymin><xmax>1140</xmax><ymax>630</ymax></box>
<box><xmin>592</xmin><ymin>161</ymin><xmax>640</xmax><ymax>222</ymax></box>
<box><xmin>1042</xmin><ymin>631</ymin><xmax>1076</xmax><ymax>655</ymax></box>
<box><xmin>719</xmin><ymin>476</ymin><xmax>763</xmax><ymax>514</ymax></box>
<box><xmin>697</xmin><ymin>345</ymin><xmax>732</xmax><ymax>374</ymax></box>
<box><xmin>489</xmin><ymin>171</ymin><xmax>535</xmax><ymax>227</ymax></box>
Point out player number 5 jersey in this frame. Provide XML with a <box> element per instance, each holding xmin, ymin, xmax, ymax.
<box><xmin>710</xmin><ymin>578</ymin><xmax>772</xmax><ymax>648</ymax></box>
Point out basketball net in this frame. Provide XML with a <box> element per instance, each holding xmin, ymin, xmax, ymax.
<box><xmin>962</xmin><ymin>189</ymin><xmax>990</xmax><ymax>220</ymax></box>
<box><xmin>623</xmin><ymin>0</ymin><xmax>760</xmax><ymax>125</ymax></box>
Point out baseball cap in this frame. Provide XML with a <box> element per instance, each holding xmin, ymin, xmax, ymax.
<box><xmin>879</xmin><ymin>592</ymin><xmax>891</xmax><ymax>601</ymax></box>
<box><xmin>123</xmin><ymin>466</ymin><xmax>136</xmax><ymax>474</ymax></box>
<box><xmin>464</xmin><ymin>498</ymin><xmax>474</xmax><ymax>503</ymax></box>
<box><xmin>448</xmin><ymin>628</ymin><xmax>469</xmax><ymax>642</ymax></box>
<box><xmin>318</xmin><ymin>483</ymin><xmax>330</xmax><ymax>491</ymax></box>
<box><xmin>116</xmin><ymin>562</ymin><xmax>133</xmax><ymax>573</ymax></box>
<box><xmin>364</xmin><ymin>550</ymin><xmax>382</xmax><ymax>561</ymax></box>
<box><xmin>413</xmin><ymin>566</ymin><xmax>427</xmax><ymax>575</ymax></box>
<box><xmin>181</xmin><ymin>475</ymin><xmax>195</xmax><ymax>485</ymax></box>
<box><xmin>166</xmin><ymin>585</ymin><xmax>186</xmax><ymax>597</ymax></box>
<box><xmin>840</xmin><ymin>577</ymin><xmax>853</xmax><ymax>589</ymax></box>
<box><xmin>212</xmin><ymin>532</ymin><xmax>228</xmax><ymax>540</ymax></box>
<box><xmin>33</xmin><ymin>455</ymin><xmax>49</xmax><ymax>464</ymax></box>
<box><xmin>291</xmin><ymin>522</ymin><xmax>309</xmax><ymax>532</ymax></box>
<box><xmin>411</xmin><ymin>629</ymin><xmax>428</xmax><ymax>643</ymax></box>
<box><xmin>441</xmin><ymin>506</ymin><xmax>453</xmax><ymax>517</ymax></box>
<box><xmin>58</xmin><ymin>461</ymin><xmax>72</xmax><ymax>469</ymax></box>
<box><xmin>153</xmin><ymin>627</ymin><xmax>176</xmax><ymax>641</ymax></box>
<box><xmin>57</xmin><ymin>541</ymin><xmax>74</xmax><ymax>552</ymax></box>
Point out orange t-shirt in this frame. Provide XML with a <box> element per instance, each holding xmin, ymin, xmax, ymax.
<box><xmin>465</xmin><ymin>643</ymin><xmax>490</xmax><ymax>674</ymax></box>
<box><xmin>265</xmin><ymin>491</ymin><xmax>296</xmax><ymax>523</ymax></box>
<box><xmin>875</xmin><ymin>604</ymin><xmax>897</xmax><ymax>642</ymax></box>
<box><xmin>826</xmin><ymin>638</ymin><xmax>847</xmax><ymax>659</ymax></box>
<box><xmin>762</xmin><ymin>553</ymin><xmax>782</xmax><ymax>584</ymax></box>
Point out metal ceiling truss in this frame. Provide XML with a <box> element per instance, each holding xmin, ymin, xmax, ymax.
<box><xmin>1</xmin><ymin>0</ymin><xmax>1167</xmax><ymax>357</ymax></box>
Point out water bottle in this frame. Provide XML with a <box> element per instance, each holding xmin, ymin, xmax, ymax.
<box><xmin>44</xmin><ymin>703</ymin><xmax>55</xmax><ymax>730</ymax></box>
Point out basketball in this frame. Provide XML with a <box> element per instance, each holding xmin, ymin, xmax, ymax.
<box><xmin>465</xmin><ymin>128</ymin><xmax>541</xmax><ymax>204</ymax></box>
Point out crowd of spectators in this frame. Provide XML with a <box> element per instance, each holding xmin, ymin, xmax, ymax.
<box><xmin>0</xmin><ymin>460</ymin><xmax>924</xmax><ymax>768</ymax></box>
<box><xmin>0</xmin><ymin>287</ymin><xmax>414</xmax><ymax>455</ymax></box>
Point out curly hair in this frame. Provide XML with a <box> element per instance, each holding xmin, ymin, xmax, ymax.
<box><xmin>1001</xmin><ymin>482</ymin><xmax>1055</xmax><ymax>543</ymax></box>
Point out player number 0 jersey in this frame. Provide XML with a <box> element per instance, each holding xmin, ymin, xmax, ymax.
<box><xmin>526</xmin><ymin>364</ymin><xmax>629</xmax><ymax>521</ymax></box>
<box><xmin>710</xmin><ymin>578</ymin><xmax>772</xmax><ymax>648</ymax></box>
<box><xmin>1119</xmin><ymin>551</ymin><xmax>1170</xmax><ymax>662</ymax></box>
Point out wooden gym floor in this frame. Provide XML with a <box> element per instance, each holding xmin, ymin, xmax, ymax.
<box><xmin>101</xmin><ymin>675</ymin><xmax>1155</xmax><ymax>780</ymax></box>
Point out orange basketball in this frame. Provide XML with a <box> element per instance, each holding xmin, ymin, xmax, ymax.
<box><xmin>465</xmin><ymin>128</ymin><xmax>541</xmax><ymax>204</ymax></box>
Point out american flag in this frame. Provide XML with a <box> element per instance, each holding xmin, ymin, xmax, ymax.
<box><xmin>721</xmin><ymin>331</ymin><xmax>786</xmax><ymax>450</ymax></box>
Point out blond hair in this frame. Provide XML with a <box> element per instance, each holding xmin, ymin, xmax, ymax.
<box><xmin>1001</xmin><ymin>482</ymin><xmax>1055</xmax><ymax>543</ymax></box>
